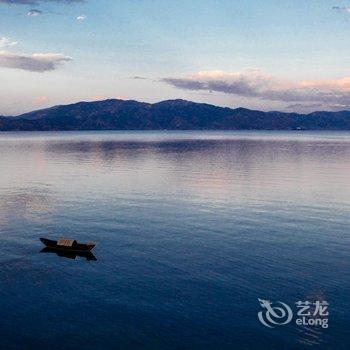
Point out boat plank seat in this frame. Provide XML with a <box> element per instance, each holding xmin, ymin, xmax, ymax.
<box><xmin>57</xmin><ymin>239</ymin><xmax>76</xmax><ymax>247</ymax></box>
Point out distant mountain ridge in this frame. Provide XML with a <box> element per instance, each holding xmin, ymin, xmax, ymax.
<box><xmin>1</xmin><ymin>99</ymin><xmax>350</xmax><ymax>131</ymax></box>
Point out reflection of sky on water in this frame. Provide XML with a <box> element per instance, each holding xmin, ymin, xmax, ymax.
<box><xmin>2</xmin><ymin>131</ymin><xmax>350</xmax><ymax>209</ymax></box>
<box><xmin>0</xmin><ymin>187</ymin><xmax>54</xmax><ymax>225</ymax></box>
<box><xmin>0</xmin><ymin>131</ymin><xmax>349</xmax><ymax>349</ymax></box>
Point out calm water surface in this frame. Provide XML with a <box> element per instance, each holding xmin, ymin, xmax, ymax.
<box><xmin>0</xmin><ymin>131</ymin><xmax>349</xmax><ymax>349</ymax></box>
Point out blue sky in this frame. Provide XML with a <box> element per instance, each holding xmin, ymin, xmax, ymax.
<box><xmin>1</xmin><ymin>0</ymin><xmax>350</xmax><ymax>115</ymax></box>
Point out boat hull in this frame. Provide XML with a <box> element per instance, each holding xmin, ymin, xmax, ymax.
<box><xmin>40</xmin><ymin>238</ymin><xmax>95</xmax><ymax>252</ymax></box>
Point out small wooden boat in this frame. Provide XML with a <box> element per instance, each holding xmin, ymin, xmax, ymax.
<box><xmin>40</xmin><ymin>238</ymin><xmax>96</xmax><ymax>252</ymax></box>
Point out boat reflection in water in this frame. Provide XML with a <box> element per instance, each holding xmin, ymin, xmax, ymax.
<box><xmin>40</xmin><ymin>247</ymin><xmax>97</xmax><ymax>261</ymax></box>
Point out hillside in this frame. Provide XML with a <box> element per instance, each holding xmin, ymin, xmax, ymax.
<box><xmin>1</xmin><ymin>99</ymin><xmax>350</xmax><ymax>131</ymax></box>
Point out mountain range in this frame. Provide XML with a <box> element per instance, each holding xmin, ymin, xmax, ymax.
<box><xmin>1</xmin><ymin>99</ymin><xmax>350</xmax><ymax>131</ymax></box>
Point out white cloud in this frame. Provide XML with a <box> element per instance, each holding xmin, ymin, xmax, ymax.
<box><xmin>0</xmin><ymin>51</ymin><xmax>72</xmax><ymax>72</ymax></box>
<box><xmin>0</xmin><ymin>37</ymin><xmax>18</xmax><ymax>48</ymax></box>
<box><xmin>163</xmin><ymin>69</ymin><xmax>350</xmax><ymax>111</ymax></box>
<box><xmin>76</xmin><ymin>14</ymin><xmax>86</xmax><ymax>21</ymax></box>
<box><xmin>332</xmin><ymin>6</ymin><xmax>350</xmax><ymax>13</ymax></box>
<box><xmin>27</xmin><ymin>9</ymin><xmax>42</xmax><ymax>16</ymax></box>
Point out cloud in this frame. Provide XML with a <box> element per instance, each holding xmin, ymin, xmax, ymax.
<box><xmin>0</xmin><ymin>50</ymin><xmax>72</xmax><ymax>72</ymax></box>
<box><xmin>332</xmin><ymin>6</ymin><xmax>350</xmax><ymax>13</ymax></box>
<box><xmin>0</xmin><ymin>0</ymin><xmax>84</xmax><ymax>5</ymax></box>
<box><xmin>76</xmin><ymin>14</ymin><xmax>86</xmax><ymax>21</ymax></box>
<box><xmin>162</xmin><ymin>70</ymin><xmax>350</xmax><ymax>110</ymax></box>
<box><xmin>27</xmin><ymin>9</ymin><xmax>42</xmax><ymax>16</ymax></box>
<box><xmin>33</xmin><ymin>95</ymin><xmax>49</xmax><ymax>106</ymax></box>
<box><xmin>0</xmin><ymin>37</ymin><xmax>17</xmax><ymax>48</ymax></box>
<box><xmin>33</xmin><ymin>96</ymin><xmax>49</xmax><ymax>106</ymax></box>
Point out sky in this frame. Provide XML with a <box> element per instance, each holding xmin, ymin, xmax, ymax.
<box><xmin>1</xmin><ymin>0</ymin><xmax>350</xmax><ymax>115</ymax></box>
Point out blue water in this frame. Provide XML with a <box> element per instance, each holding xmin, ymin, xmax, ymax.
<box><xmin>0</xmin><ymin>131</ymin><xmax>349</xmax><ymax>349</ymax></box>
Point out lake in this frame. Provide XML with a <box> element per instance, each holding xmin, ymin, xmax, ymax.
<box><xmin>0</xmin><ymin>131</ymin><xmax>349</xmax><ymax>349</ymax></box>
